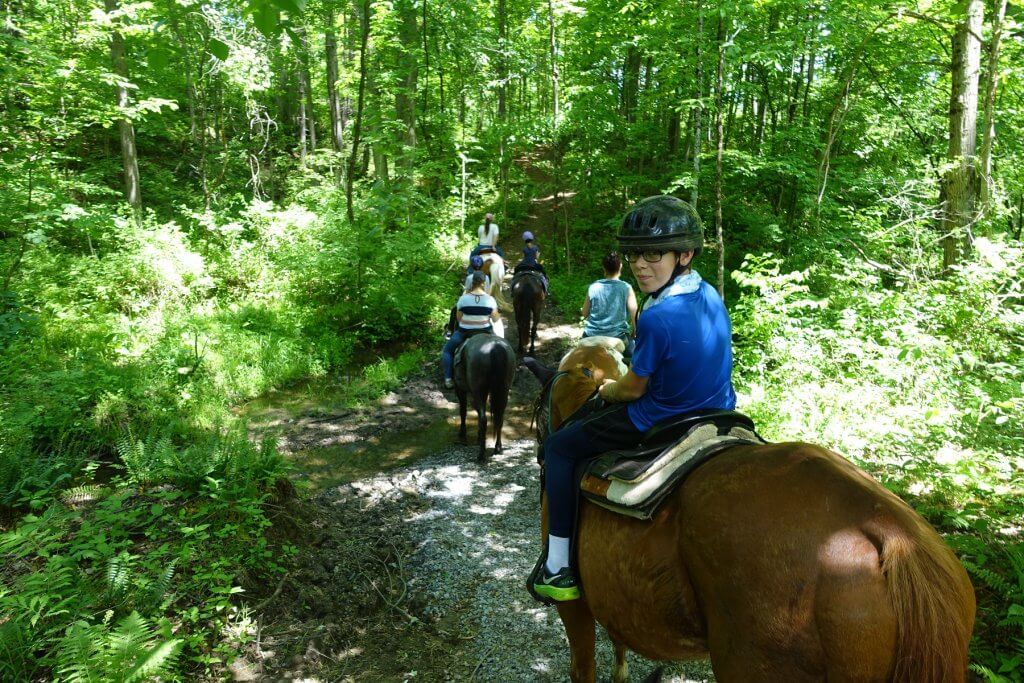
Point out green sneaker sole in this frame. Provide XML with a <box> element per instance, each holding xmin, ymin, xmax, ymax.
<box><xmin>532</xmin><ymin>582</ymin><xmax>580</xmax><ymax>602</ymax></box>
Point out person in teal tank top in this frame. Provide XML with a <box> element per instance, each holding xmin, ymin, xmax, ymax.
<box><xmin>581</xmin><ymin>252</ymin><xmax>638</xmax><ymax>357</ymax></box>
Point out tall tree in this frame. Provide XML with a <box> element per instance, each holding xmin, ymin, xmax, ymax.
<box><xmin>395</xmin><ymin>0</ymin><xmax>419</xmax><ymax>165</ymax></box>
<box><xmin>691</xmin><ymin>0</ymin><xmax>703</xmax><ymax>210</ymax></box>
<box><xmin>979</xmin><ymin>0</ymin><xmax>1008</xmax><ymax>210</ymax></box>
<box><xmin>941</xmin><ymin>0</ymin><xmax>984</xmax><ymax>269</ymax></box>
<box><xmin>325</xmin><ymin>10</ymin><xmax>345</xmax><ymax>158</ymax></box>
<box><xmin>713</xmin><ymin>10</ymin><xmax>726</xmax><ymax>299</ymax></box>
<box><xmin>346</xmin><ymin>0</ymin><xmax>371</xmax><ymax>222</ymax></box>
<box><xmin>104</xmin><ymin>0</ymin><xmax>142</xmax><ymax>217</ymax></box>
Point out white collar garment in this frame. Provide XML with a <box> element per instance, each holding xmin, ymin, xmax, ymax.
<box><xmin>642</xmin><ymin>271</ymin><xmax>702</xmax><ymax>312</ymax></box>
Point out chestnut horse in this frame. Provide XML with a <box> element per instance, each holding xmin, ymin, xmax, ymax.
<box><xmin>526</xmin><ymin>343</ymin><xmax>975</xmax><ymax>683</ymax></box>
<box><xmin>511</xmin><ymin>270</ymin><xmax>546</xmax><ymax>355</ymax></box>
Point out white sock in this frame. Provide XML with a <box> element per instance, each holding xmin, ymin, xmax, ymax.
<box><xmin>545</xmin><ymin>535</ymin><xmax>570</xmax><ymax>573</ymax></box>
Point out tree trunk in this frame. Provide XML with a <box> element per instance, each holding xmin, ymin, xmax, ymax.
<box><xmin>978</xmin><ymin>0</ymin><xmax>1007</xmax><ymax>211</ymax></box>
<box><xmin>421</xmin><ymin>0</ymin><xmax>429</xmax><ymax>117</ymax></box>
<box><xmin>498</xmin><ymin>0</ymin><xmax>508</xmax><ymax>218</ymax></box>
<box><xmin>547</xmin><ymin>0</ymin><xmax>560</xmax><ymax>126</ymax></box>
<box><xmin>301</xmin><ymin>28</ymin><xmax>316</xmax><ymax>151</ymax></box>
<box><xmin>326</xmin><ymin>14</ymin><xmax>344</xmax><ymax>156</ymax></box>
<box><xmin>346</xmin><ymin>0</ymin><xmax>371</xmax><ymax>223</ymax></box>
<box><xmin>802</xmin><ymin>25</ymin><xmax>817</xmax><ymax>119</ymax></box>
<box><xmin>623</xmin><ymin>45</ymin><xmax>641</xmax><ymax>123</ymax></box>
<box><xmin>498</xmin><ymin>0</ymin><xmax>507</xmax><ymax>122</ymax></box>
<box><xmin>104</xmin><ymin>0</ymin><xmax>141</xmax><ymax>218</ymax></box>
<box><xmin>941</xmin><ymin>0</ymin><xmax>983</xmax><ymax>269</ymax></box>
<box><xmin>691</xmin><ymin>0</ymin><xmax>703</xmax><ymax>210</ymax></box>
<box><xmin>714</xmin><ymin>11</ymin><xmax>726</xmax><ymax>300</ymax></box>
<box><xmin>667</xmin><ymin>89</ymin><xmax>681</xmax><ymax>158</ymax></box>
<box><xmin>297</xmin><ymin>47</ymin><xmax>309</xmax><ymax>167</ymax></box>
<box><xmin>395</xmin><ymin>0</ymin><xmax>418</xmax><ymax>165</ymax></box>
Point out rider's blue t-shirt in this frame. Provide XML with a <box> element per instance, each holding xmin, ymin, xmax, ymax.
<box><xmin>627</xmin><ymin>280</ymin><xmax>736</xmax><ymax>431</ymax></box>
<box><xmin>521</xmin><ymin>244</ymin><xmax>540</xmax><ymax>266</ymax></box>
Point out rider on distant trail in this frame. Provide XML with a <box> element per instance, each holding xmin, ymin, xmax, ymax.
<box><xmin>531</xmin><ymin>195</ymin><xmax>736</xmax><ymax>602</ymax></box>
<box><xmin>512</xmin><ymin>231</ymin><xmax>548</xmax><ymax>293</ymax></box>
<box><xmin>469</xmin><ymin>213</ymin><xmax>505</xmax><ymax>260</ymax></box>
<box><xmin>581</xmin><ymin>251</ymin><xmax>637</xmax><ymax>358</ymax></box>
<box><xmin>442</xmin><ymin>271</ymin><xmax>504</xmax><ymax>389</ymax></box>
<box><xmin>464</xmin><ymin>255</ymin><xmax>491</xmax><ymax>293</ymax></box>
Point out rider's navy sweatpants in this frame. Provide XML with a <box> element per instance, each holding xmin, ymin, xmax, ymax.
<box><xmin>544</xmin><ymin>401</ymin><xmax>643</xmax><ymax>538</ymax></box>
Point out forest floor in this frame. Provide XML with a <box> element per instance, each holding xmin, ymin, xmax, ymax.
<box><xmin>236</xmin><ymin>161</ymin><xmax>716</xmax><ymax>682</ymax></box>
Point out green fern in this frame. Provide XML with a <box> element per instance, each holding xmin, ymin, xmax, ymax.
<box><xmin>55</xmin><ymin>611</ymin><xmax>181</xmax><ymax>683</ymax></box>
<box><xmin>117</xmin><ymin>433</ymin><xmax>175</xmax><ymax>486</ymax></box>
<box><xmin>0</xmin><ymin>619</ymin><xmax>34</xmax><ymax>682</ymax></box>
<box><xmin>61</xmin><ymin>484</ymin><xmax>106</xmax><ymax>506</ymax></box>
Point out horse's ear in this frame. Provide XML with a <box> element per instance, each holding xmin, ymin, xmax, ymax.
<box><xmin>522</xmin><ymin>356</ymin><xmax>555</xmax><ymax>385</ymax></box>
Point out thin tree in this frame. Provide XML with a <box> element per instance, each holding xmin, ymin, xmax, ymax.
<box><xmin>979</xmin><ymin>0</ymin><xmax>1008</xmax><ymax>211</ymax></box>
<box><xmin>104</xmin><ymin>0</ymin><xmax>142</xmax><ymax>219</ymax></box>
<box><xmin>547</xmin><ymin>0</ymin><xmax>568</xmax><ymax>271</ymax></box>
<box><xmin>940</xmin><ymin>0</ymin><xmax>984</xmax><ymax>269</ymax></box>
<box><xmin>325</xmin><ymin>8</ymin><xmax>345</xmax><ymax>179</ymax></box>
<box><xmin>345</xmin><ymin>0</ymin><xmax>371</xmax><ymax>222</ymax></box>
<box><xmin>713</xmin><ymin>10</ymin><xmax>726</xmax><ymax>299</ymax></box>
<box><xmin>691</xmin><ymin>0</ymin><xmax>703</xmax><ymax>210</ymax></box>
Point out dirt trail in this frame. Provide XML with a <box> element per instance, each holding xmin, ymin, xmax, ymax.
<box><xmin>238</xmin><ymin>160</ymin><xmax>715</xmax><ymax>682</ymax></box>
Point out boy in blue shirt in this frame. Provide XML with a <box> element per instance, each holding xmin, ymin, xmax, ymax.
<box><xmin>532</xmin><ymin>195</ymin><xmax>736</xmax><ymax>602</ymax></box>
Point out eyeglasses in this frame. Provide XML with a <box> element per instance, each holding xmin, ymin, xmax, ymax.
<box><xmin>622</xmin><ymin>251</ymin><xmax>667</xmax><ymax>264</ymax></box>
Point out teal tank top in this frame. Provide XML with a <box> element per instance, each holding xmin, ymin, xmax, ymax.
<box><xmin>583</xmin><ymin>279</ymin><xmax>632</xmax><ymax>338</ymax></box>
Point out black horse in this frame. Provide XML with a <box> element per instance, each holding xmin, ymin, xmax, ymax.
<box><xmin>511</xmin><ymin>270</ymin><xmax>546</xmax><ymax>355</ymax></box>
<box><xmin>453</xmin><ymin>333</ymin><xmax>516</xmax><ymax>462</ymax></box>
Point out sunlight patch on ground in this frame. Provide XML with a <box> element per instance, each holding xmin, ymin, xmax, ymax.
<box><xmin>429</xmin><ymin>473</ymin><xmax>475</xmax><ymax>499</ymax></box>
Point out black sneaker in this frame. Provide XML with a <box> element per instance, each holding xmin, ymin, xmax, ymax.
<box><xmin>532</xmin><ymin>565</ymin><xmax>580</xmax><ymax>602</ymax></box>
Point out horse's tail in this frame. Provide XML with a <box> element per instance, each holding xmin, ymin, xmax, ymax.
<box><xmin>876</xmin><ymin>520</ymin><xmax>974</xmax><ymax>682</ymax></box>
<box><xmin>487</xmin><ymin>340</ymin><xmax>515</xmax><ymax>437</ymax></box>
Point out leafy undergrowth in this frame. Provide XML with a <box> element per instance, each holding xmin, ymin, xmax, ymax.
<box><xmin>0</xmin><ymin>176</ymin><xmax>472</xmax><ymax>679</ymax></box>
<box><xmin>0</xmin><ymin>431</ymin><xmax>293</xmax><ymax>681</ymax></box>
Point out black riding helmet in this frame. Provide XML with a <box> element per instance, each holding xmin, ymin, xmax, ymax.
<box><xmin>620</xmin><ymin>196</ymin><xmax>704</xmax><ymax>304</ymax></box>
<box><xmin>617</xmin><ymin>195</ymin><xmax>704</xmax><ymax>256</ymax></box>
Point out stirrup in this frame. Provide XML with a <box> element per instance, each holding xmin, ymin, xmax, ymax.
<box><xmin>526</xmin><ymin>547</ymin><xmax>581</xmax><ymax>604</ymax></box>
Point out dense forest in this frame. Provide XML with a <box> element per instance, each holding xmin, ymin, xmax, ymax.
<box><xmin>1</xmin><ymin>0</ymin><xmax>1023</xmax><ymax>678</ymax></box>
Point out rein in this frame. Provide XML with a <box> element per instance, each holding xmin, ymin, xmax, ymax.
<box><xmin>531</xmin><ymin>368</ymin><xmax>602</xmax><ymax>461</ymax></box>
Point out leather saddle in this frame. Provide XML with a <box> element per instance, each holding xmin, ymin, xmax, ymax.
<box><xmin>578</xmin><ymin>409</ymin><xmax>764</xmax><ymax>519</ymax></box>
<box><xmin>453</xmin><ymin>328</ymin><xmax>492</xmax><ymax>372</ymax></box>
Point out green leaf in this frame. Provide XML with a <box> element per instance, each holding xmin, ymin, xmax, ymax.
<box><xmin>251</xmin><ymin>1</ymin><xmax>280</xmax><ymax>38</ymax></box>
<box><xmin>208</xmin><ymin>38</ymin><xmax>230</xmax><ymax>61</ymax></box>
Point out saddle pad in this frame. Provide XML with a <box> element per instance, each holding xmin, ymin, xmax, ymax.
<box><xmin>580</xmin><ymin>419</ymin><xmax>765</xmax><ymax>520</ymax></box>
<box><xmin>512</xmin><ymin>270</ymin><xmax>545</xmax><ymax>286</ymax></box>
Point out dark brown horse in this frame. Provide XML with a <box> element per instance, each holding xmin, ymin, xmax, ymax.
<box><xmin>454</xmin><ymin>333</ymin><xmax>516</xmax><ymax>462</ymax></box>
<box><xmin>511</xmin><ymin>270</ymin><xmax>546</xmax><ymax>355</ymax></box>
<box><xmin>526</xmin><ymin>343</ymin><xmax>975</xmax><ymax>682</ymax></box>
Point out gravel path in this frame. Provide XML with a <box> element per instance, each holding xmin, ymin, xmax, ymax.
<box><xmin>315</xmin><ymin>437</ymin><xmax>715</xmax><ymax>682</ymax></box>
